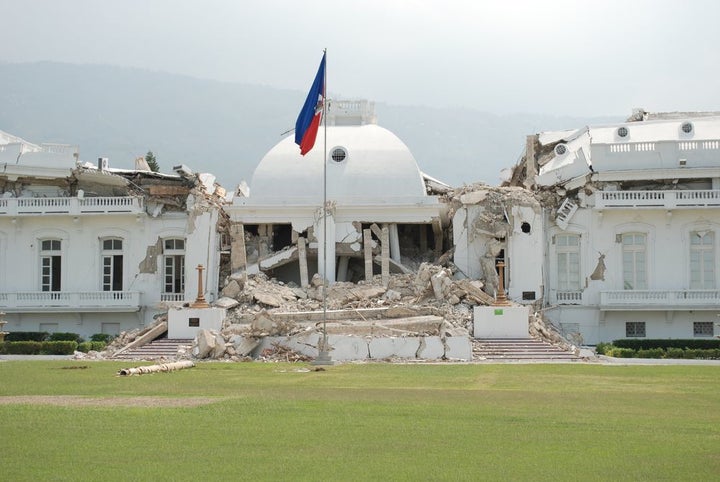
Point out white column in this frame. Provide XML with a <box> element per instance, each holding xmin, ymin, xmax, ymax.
<box><xmin>336</xmin><ymin>256</ymin><xmax>349</xmax><ymax>282</ymax></box>
<box><xmin>298</xmin><ymin>237</ymin><xmax>309</xmax><ymax>288</ymax></box>
<box><xmin>381</xmin><ymin>226</ymin><xmax>390</xmax><ymax>287</ymax></box>
<box><xmin>363</xmin><ymin>228</ymin><xmax>373</xmax><ymax>282</ymax></box>
<box><xmin>388</xmin><ymin>223</ymin><xmax>401</xmax><ymax>263</ymax></box>
<box><xmin>316</xmin><ymin>212</ymin><xmax>336</xmax><ymax>284</ymax></box>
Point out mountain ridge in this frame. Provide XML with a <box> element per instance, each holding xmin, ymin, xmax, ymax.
<box><xmin>0</xmin><ymin>61</ymin><xmax>620</xmax><ymax>189</ymax></box>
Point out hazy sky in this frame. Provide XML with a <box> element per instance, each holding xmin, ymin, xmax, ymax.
<box><xmin>2</xmin><ymin>0</ymin><xmax>719</xmax><ymax>116</ymax></box>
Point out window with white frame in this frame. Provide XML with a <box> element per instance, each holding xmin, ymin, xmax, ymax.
<box><xmin>690</xmin><ymin>231</ymin><xmax>715</xmax><ymax>289</ymax></box>
<box><xmin>622</xmin><ymin>233</ymin><xmax>647</xmax><ymax>290</ymax></box>
<box><xmin>163</xmin><ymin>238</ymin><xmax>185</xmax><ymax>298</ymax></box>
<box><xmin>693</xmin><ymin>322</ymin><xmax>714</xmax><ymax>337</ymax></box>
<box><xmin>101</xmin><ymin>238</ymin><xmax>124</xmax><ymax>291</ymax></box>
<box><xmin>40</xmin><ymin>239</ymin><xmax>62</xmax><ymax>292</ymax></box>
<box><xmin>556</xmin><ymin>234</ymin><xmax>581</xmax><ymax>291</ymax></box>
<box><xmin>625</xmin><ymin>321</ymin><xmax>646</xmax><ymax>337</ymax></box>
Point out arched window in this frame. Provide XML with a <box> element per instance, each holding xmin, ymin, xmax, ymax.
<box><xmin>690</xmin><ymin>231</ymin><xmax>715</xmax><ymax>289</ymax></box>
<box><xmin>101</xmin><ymin>238</ymin><xmax>124</xmax><ymax>291</ymax></box>
<box><xmin>40</xmin><ymin>239</ymin><xmax>62</xmax><ymax>292</ymax></box>
<box><xmin>556</xmin><ymin>234</ymin><xmax>580</xmax><ymax>291</ymax></box>
<box><xmin>622</xmin><ymin>233</ymin><xmax>647</xmax><ymax>290</ymax></box>
<box><xmin>162</xmin><ymin>238</ymin><xmax>185</xmax><ymax>301</ymax></box>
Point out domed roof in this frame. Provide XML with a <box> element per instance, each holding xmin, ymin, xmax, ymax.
<box><xmin>248</xmin><ymin>124</ymin><xmax>427</xmax><ymax>204</ymax></box>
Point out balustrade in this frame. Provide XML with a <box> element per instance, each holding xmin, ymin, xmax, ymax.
<box><xmin>0</xmin><ymin>196</ymin><xmax>143</xmax><ymax>216</ymax></box>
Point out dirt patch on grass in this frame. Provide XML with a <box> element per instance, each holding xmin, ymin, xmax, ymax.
<box><xmin>0</xmin><ymin>395</ymin><xmax>222</xmax><ymax>407</ymax></box>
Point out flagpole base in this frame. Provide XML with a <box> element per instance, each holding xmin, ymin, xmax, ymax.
<box><xmin>311</xmin><ymin>348</ymin><xmax>333</xmax><ymax>366</ymax></box>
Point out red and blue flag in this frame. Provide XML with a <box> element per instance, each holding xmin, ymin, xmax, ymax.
<box><xmin>295</xmin><ymin>52</ymin><xmax>326</xmax><ymax>155</ymax></box>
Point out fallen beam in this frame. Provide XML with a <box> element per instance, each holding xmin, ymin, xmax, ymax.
<box><xmin>118</xmin><ymin>360</ymin><xmax>195</xmax><ymax>376</ymax></box>
<box><xmin>112</xmin><ymin>321</ymin><xmax>168</xmax><ymax>358</ymax></box>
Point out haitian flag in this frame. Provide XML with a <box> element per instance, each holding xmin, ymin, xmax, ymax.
<box><xmin>295</xmin><ymin>52</ymin><xmax>326</xmax><ymax>155</ymax></box>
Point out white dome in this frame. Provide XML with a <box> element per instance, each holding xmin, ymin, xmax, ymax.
<box><xmin>248</xmin><ymin>124</ymin><xmax>427</xmax><ymax>204</ymax></box>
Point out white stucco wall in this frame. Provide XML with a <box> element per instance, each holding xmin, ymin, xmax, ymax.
<box><xmin>544</xmin><ymin>203</ymin><xmax>720</xmax><ymax>343</ymax></box>
<box><xmin>0</xmin><ymin>204</ymin><xmax>220</xmax><ymax>338</ymax></box>
<box><xmin>507</xmin><ymin>205</ymin><xmax>544</xmax><ymax>303</ymax></box>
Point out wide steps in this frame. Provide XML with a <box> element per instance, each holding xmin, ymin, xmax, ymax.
<box><xmin>114</xmin><ymin>338</ymin><xmax>193</xmax><ymax>360</ymax></box>
<box><xmin>474</xmin><ymin>338</ymin><xmax>579</xmax><ymax>360</ymax></box>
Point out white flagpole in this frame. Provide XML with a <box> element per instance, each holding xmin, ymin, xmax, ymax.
<box><xmin>314</xmin><ymin>48</ymin><xmax>332</xmax><ymax>365</ymax></box>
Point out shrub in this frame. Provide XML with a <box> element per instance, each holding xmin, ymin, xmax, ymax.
<box><xmin>77</xmin><ymin>341</ymin><xmax>106</xmax><ymax>353</ymax></box>
<box><xmin>5</xmin><ymin>341</ymin><xmax>43</xmax><ymax>354</ymax></box>
<box><xmin>613</xmin><ymin>339</ymin><xmax>720</xmax><ymax>350</ymax></box>
<box><xmin>608</xmin><ymin>347</ymin><xmax>636</xmax><ymax>358</ymax></box>
<box><xmin>5</xmin><ymin>332</ymin><xmax>49</xmax><ymax>342</ymax></box>
<box><xmin>637</xmin><ymin>348</ymin><xmax>664</xmax><ymax>359</ymax></box>
<box><xmin>665</xmin><ymin>348</ymin><xmax>685</xmax><ymax>359</ymax></box>
<box><xmin>90</xmin><ymin>333</ymin><xmax>115</xmax><ymax>343</ymax></box>
<box><xmin>48</xmin><ymin>332</ymin><xmax>83</xmax><ymax>343</ymax></box>
<box><xmin>40</xmin><ymin>341</ymin><xmax>78</xmax><ymax>355</ymax></box>
<box><xmin>595</xmin><ymin>342</ymin><xmax>612</xmax><ymax>355</ymax></box>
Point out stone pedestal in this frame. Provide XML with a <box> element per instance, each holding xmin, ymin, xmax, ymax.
<box><xmin>473</xmin><ymin>305</ymin><xmax>530</xmax><ymax>338</ymax></box>
<box><xmin>168</xmin><ymin>307</ymin><xmax>226</xmax><ymax>339</ymax></box>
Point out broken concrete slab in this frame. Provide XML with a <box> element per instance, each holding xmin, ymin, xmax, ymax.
<box><xmin>416</xmin><ymin>336</ymin><xmax>444</xmax><ymax>359</ymax></box>
<box><xmin>214</xmin><ymin>296</ymin><xmax>239</xmax><ymax>309</ymax></box>
<box><xmin>193</xmin><ymin>329</ymin><xmax>216</xmax><ymax>359</ymax></box>
<box><xmin>459</xmin><ymin>190</ymin><xmax>489</xmax><ymax>205</ymax></box>
<box><xmin>327</xmin><ymin>335</ymin><xmax>369</xmax><ymax>361</ymax></box>
<box><xmin>259</xmin><ymin>246</ymin><xmax>298</xmax><ymax>270</ymax></box>
<box><xmin>253</xmin><ymin>290</ymin><xmax>284</xmax><ymax>307</ymax></box>
<box><xmin>211</xmin><ymin>332</ymin><xmax>226</xmax><ymax>358</ymax></box>
<box><xmin>443</xmin><ymin>336</ymin><xmax>472</xmax><ymax>360</ymax></box>
<box><xmin>229</xmin><ymin>334</ymin><xmax>260</xmax><ymax>356</ymax></box>
<box><xmin>378</xmin><ymin>316</ymin><xmax>445</xmax><ymax>334</ymax></box>
<box><xmin>270</xmin><ymin>332</ymin><xmax>321</xmax><ymax>358</ymax></box>
<box><xmin>221</xmin><ymin>280</ymin><xmax>242</xmax><ymax>298</ymax></box>
<box><xmin>369</xmin><ymin>337</ymin><xmax>421</xmax><ymax>359</ymax></box>
<box><xmin>249</xmin><ymin>311</ymin><xmax>296</xmax><ymax>336</ymax></box>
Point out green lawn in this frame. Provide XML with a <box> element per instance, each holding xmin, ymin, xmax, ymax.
<box><xmin>1</xmin><ymin>361</ymin><xmax>719</xmax><ymax>481</ymax></box>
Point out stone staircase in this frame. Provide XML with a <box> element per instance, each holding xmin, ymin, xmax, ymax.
<box><xmin>474</xmin><ymin>338</ymin><xmax>579</xmax><ymax>361</ymax></box>
<box><xmin>113</xmin><ymin>338</ymin><xmax>193</xmax><ymax>360</ymax></box>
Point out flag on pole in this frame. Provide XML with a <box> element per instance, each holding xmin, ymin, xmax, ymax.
<box><xmin>295</xmin><ymin>52</ymin><xmax>326</xmax><ymax>155</ymax></box>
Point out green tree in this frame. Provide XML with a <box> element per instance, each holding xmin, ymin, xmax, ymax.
<box><xmin>145</xmin><ymin>150</ymin><xmax>160</xmax><ymax>172</ymax></box>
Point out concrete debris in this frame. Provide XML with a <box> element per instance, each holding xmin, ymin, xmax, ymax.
<box><xmin>529</xmin><ymin>312</ymin><xmax>578</xmax><ymax>355</ymax></box>
<box><xmin>118</xmin><ymin>360</ymin><xmax>195</xmax><ymax>376</ymax></box>
<box><xmin>229</xmin><ymin>335</ymin><xmax>260</xmax><ymax>356</ymax></box>
<box><xmin>103</xmin><ymin>317</ymin><xmax>168</xmax><ymax>357</ymax></box>
<box><xmin>214</xmin><ymin>296</ymin><xmax>240</xmax><ymax>309</ymax></box>
<box><xmin>258</xmin><ymin>343</ymin><xmax>314</xmax><ymax>363</ymax></box>
<box><xmin>193</xmin><ymin>329</ymin><xmax>217</xmax><ymax>359</ymax></box>
<box><xmin>220</xmin><ymin>280</ymin><xmax>242</xmax><ymax>299</ymax></box>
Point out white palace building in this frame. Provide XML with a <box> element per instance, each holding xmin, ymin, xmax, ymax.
<box><xmin>1</xmin><ymin>106</ymin><xmax>718</xmax><ymax>346</ymax></box>
<box><xmin>0</xmin><ymin>130</ymin><xmax>223</xmax><ymax>338</ymax></box>
<box><xmin>525</xmin><ymin>111</ymin><xmax>720</xmax><ymax>344</ymax></box>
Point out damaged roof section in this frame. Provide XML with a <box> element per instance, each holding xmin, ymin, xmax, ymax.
<box><xmin>0</xmin><ymin>130</ymin><xmax>228</xmax><ymax>228</ymax></box>
<box><xmin>507</xmin><ymin>109</ymin><xmax>720</xmax><ymax>191</ymax></box>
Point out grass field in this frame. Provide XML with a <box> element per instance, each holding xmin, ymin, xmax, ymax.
<box><xmin>1</xmin><ymin>360</ymin><xmax>719</xmax><ymax>481</ymax></box>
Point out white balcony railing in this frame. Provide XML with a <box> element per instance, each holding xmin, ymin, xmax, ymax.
<box><xmin>160</xmin><ymin>293</ymin><xmax>185</xmax><ymax>302</ymax></box>
<box><xmin>0</xmin><ymin>196</ymin><xmax>143</xmax><ymax>216</ymax></box>
<box><xmin>595</xmin><ymin>190</ymin><xmax>720</xmax><ymax>209</ymax></box>
<box><xmin>600</xmin><ymin>290</ymin><xmax>720</xmax><ymax>310</ymax></box>
<box><xmin>555</xmin><ymin>290</ymin><xmax>583</xmax><ymax>304</ymax></box>
<box><xmin>0</xmin><ymin>291</ymin><xmax>141</xmax><ymax>312</ymax></box>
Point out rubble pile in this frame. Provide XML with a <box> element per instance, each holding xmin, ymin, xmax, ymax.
<box><xmin>179</xmin><ymin>260</ymin><xmax>507</xmax><ymax>361</ymax></box>
<box><xmin>219</xmin><ymin>263</ymin><xmax>494</xmax><ymax>332</ymax></box>
<box><xmin>102</xmin><ymin>315</ymin><xmax>168</xmax><ymax>357</ymax></box>
<box><xmin>529</xmin><ymin>312</ymin><xmax>579</xmax><ymax>355</ymax></box>
<box><xmin>446</xmin><ymin>182</ymin><xmax>542</xmax><ymax>228</ymax></box>
<box><xmin>256</xmin><ymin>343</ymin><xmax>313</xmax><ymax>363</ymax></box>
